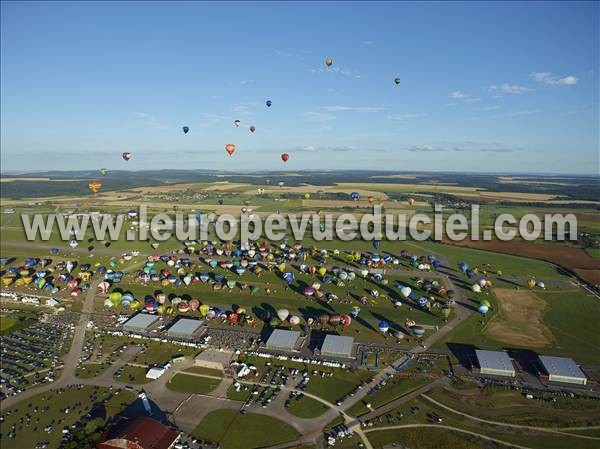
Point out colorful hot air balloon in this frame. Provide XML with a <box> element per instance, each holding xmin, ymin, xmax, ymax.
<box><xmin>266</xmin><ymin>100</ymin><xmax>272</xmax><ymax>107</ymax></box>
<box><xmin>234</xmin><ymin>119</ymin><xmax>241</xmax><ymax>127</ymax></box>
<box><xmin>88</xmin><ymin>180</ymin><xmax>102</xmax><ymax>193</ymax></box>
<box><xmin>249</xmin><ymin>126</ymin><xmax>256</xmax><ymax>133</ymax></box>
<box><xmin>281</xmin><ymin>153</ymin><xmax>290</xmax><ymax>162</ymax></box>
<box><xmin>182</xmin><ymin>126</ymin><xmax>189</xmax><ymax>134</ymax></box>
<box><xmin>225</xmin><ymin>144</ymin><xmax>236</xmax><ymax>156</ymax></box>
<box><xmin>378</xmin><ymin>321</ymin><xmax>389</xmax><ymax>333</ymax></box>
<box><xmin>325</xmin><ymin>57</ymin><xmax>333</xmax><ymax>67</ymax></box>
<box><xmin>289</xmin><ymin>315</ymin><xmax>300</xmax><ymax>326</ymax></box>
<box><xmin>351</xmin><ymin>191</ymin><xmax>360</xmax><ymax>201</ymax></box>
<box><xmin>122</xmin><ymin>152</ymin><xmax>131</xmax><ymax>161</ymax></box>
<box><xmin>99</xmin><ymin>168</ymin><xmax>108</xmax><ymax>176</ymax></box>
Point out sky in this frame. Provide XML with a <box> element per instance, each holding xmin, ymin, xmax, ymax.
<box><xmin>1</xmin><ymin>1</ymin><xmax>598</xmax><ymax>174</ymax></box>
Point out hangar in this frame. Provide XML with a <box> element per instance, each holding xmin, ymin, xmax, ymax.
<box><xmin>122</xmin><ymin>313</ymin><xmax>159</xmax><ymax>333</ymax></box>
<box><xmin>539</xmin><ymin>355</ymin><xmax>587</xmax><ymax>385</ymax></box>
<box><xmin>320</xmin><ymin>335</ymin><xmax>354</xmax><ymax>358</ymax></box>
<box><xmin>265</xmin><ymin>329</ymin><xmax>300</xmax><ymax>352</ymax></box>
<box><xmin>475</xmin><ymin>350</ymin><xmax>515</xmax><ymax>377</ymax></box>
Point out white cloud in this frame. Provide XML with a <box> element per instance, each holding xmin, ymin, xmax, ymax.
<box><xmin>312</xmin><ymin>67</ymin><xmax>361</xmax><ymax>79</ymax></box>
<box><xmin>464</xmin><ymin>97</ymin><xmax>481</xmax><ymax>103</ymax></box>
<box><xmin>388</xmin><ymin>113</ymin><xmax>427</xmax><ymax>121</ymax></box>
<box><xmin>239</xmin><ymin>80</ymin><xmax>254</xmax><ymax>85</ymax></box>
<box><xmin>449</xmin><ymin>91</ymin><xmax>466</xmax><ymax>99</ymax></box>
<box><xmin>474</xmin><ymin>105</ymin><xmax>501</xmax><ymax>112</ymax></box>
<box><xmin>362</xmin><ymin>40</ymin><xmax>374</xmax><ymax>45</ymax></box>
<box><xmin>297</xmin><ymin>145</ymin><xmax>358</xmax><ymax>152</ymax></box>
<box><xmin>500</xmin><ymin>83</ymin><xmax>529</xmax><ymax>94</ymax></box>
<box><xmin>199</xmin><ymin>113</ymin><xmax>226</xmax><ymax>124</ymax></box>
<box><xmin>303</xmin><ymin>111</ymin><xmax>336</xmax><ymax>122</ymax></box>
<box><xmin>323</xmin><ymin>105</ymin><xmax>385</xmax><ymax>113</ymax></box>
<box><xmin>408</xmin><ymin>145</ymin><xmax>447</xmax><ymax>152</ymax></box>
<box><xmin>531</xmin><ymin>72</ymin><xmax>578</xmax><ymax>85</ymax></box>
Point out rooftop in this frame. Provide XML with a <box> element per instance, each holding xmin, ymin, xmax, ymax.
<box><xmin>97</xmin><ymin>417</ymin><xmax>178</xmax><ymax>449</ymax></box>
<box><xmin>266</xmin><ymin>329</ymin><xmax>300</xmax><ymax>350</ymax></box>
<box><xmin>475</xmin><ymin>350</ymin><xmax>514</xmax><ymax>372</ymax></box>
<box><xmin>539</xmin><ymin>355</ymin><xmax>586</xmax><ymax>379</ymax></box>
<box><xmin>167</xmin><ymin>317</ymin><xmax>203</xmax><ymax>336</ymax></box>
<box><xmin>123</xmin><ymin>313</ymin><xmax>159</xmax><ymax>330</ymax></box>
<box><xmin>321</xmin><ymin>334</ymin><xmax>354</xmax><ymax>357</ymax></box>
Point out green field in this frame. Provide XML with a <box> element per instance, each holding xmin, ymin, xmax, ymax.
<box><xmin>192</xmin><ymin>409</ymin><xmax>300</xmax><ymax>449</ymax></box>
<box><xmin>0</xmin><ymin>386</ymin><xmax>136</xmax><ymax>449</ymax></box>
<box><xmin>287</xmin><ymin>395</ymin><xmax>330</xmax><ymax>418</ymax></box>
<box><xmin>75</xmin><ymin>362</ymin><xmax>109</xmax><ymax>379</ymax></box>
<box><xmin>167</xmin><ymin>373</ymin><xmax>222</xmax><ymax>394</ymax></box>
<box><xmin>435</xmin><ymin>287</ymin><xmax>600</xmax><ymax>364</ymax></box>
<box><xmin>114</xmin><ymin>364</ymin><xmax>152</xmax><ymax>384</ymax></box>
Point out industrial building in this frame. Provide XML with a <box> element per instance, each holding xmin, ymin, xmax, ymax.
<box><xmin>166</xmin><ymin>318</ymin><xmax>203</xmax><ymax>339</ymax></box>
<box><xmin>320</xmin><ymin>335</ymin><xmax>354</xmax><ymax>358</ymax></box>
<box><xmin>539</xmin><ymin>355</ymin><xmax>587</xmax><ymax>385</ymax></box>
<box><xmin>146</xmin><ymin>366</ymin><xmax>167</xmax><ymax>380</ymax></box>
<box><xmin>265</xmin><ymin>329</ymin><xmax>300</xmax><ymax>352</ymax></box>
<box><xmin>122</xmin><ymin>313</ymin><xmax>159</xmax><ymax>333</ymax></box>
<box><xmin>475</xmin><ymin>350</ymin><xmax>515</xmax><ymax>377</ymax></box>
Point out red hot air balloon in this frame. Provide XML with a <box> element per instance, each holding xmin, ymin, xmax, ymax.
<box><xmin>225</xmin><ymin>144</ymin><xmax>236</xmax><ymax>156</ymax></box>
<box><xmin>88</xmin><ymin>180</ymin><xmax>102</xmax><ymax>193</ymax></box>
<box><xmin>281</xmin><ymin>153</ymin><xmax>290</xmax><ymax>162</ymax></box>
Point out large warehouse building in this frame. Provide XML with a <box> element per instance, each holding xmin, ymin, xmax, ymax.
<box><xmin>320</xmin><ymin>335</ymin><xmax>354</xmax><ymax>358</ymax></box>
<box><xmin>539</xmin><ymin>355</ymin><xmax>587</xmax><ymax>385</ymax></box>
<box><xmin>123</xmin><ymin>313</ymin><xmax>159</xmax><ymax>333</ymax></box>
<box><xmin>265</xmin><ymin>329</ymin><xmax>300</xmax><ymax>352</ymax></box>
<box><xmin>166</xmin><ymin>318</ymin><xmax>203</xmax><ymax>339</ymax></box>
<box><xmin>475</xmin><ymin>350</ymin><xmax>515</xmax><ymax>377</ymax></box>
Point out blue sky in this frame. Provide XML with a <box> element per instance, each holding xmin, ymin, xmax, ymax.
<box><xmin>1</xmin><ymin>1</ymin><xmax>598</xmax><ymax>174</ymax></box>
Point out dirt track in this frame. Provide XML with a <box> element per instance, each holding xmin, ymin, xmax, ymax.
<box><xmin>484</xmin><ymin>288</ymin><xmax>554</xmax><ymax>348</ymax></box>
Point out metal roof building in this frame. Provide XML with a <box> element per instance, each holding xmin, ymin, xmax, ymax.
<box><xmin>265</xmin><ymin>329</ymin><xmax>300</xmax><ymax>352</ymax></box>
<box><xmin>475</xmin><ymin>350</ymin><xmax>515</xmax><ymax>377</ymax></box>
<box><xmin>320</xmin><ymin>335</ymin><xmax>354</xmax><ymax>358</ymax></box>
<box><xmin>166</xmin><ymin>318</ymin><xmax>203</xmax><ymax>338</ymax></box>
<box><xmin>123</xmin><ymin>313</ymin><xmax>159</xmax><ymax>333</ymax></box>
<box><xmin>539</xmin><ymin>355</ymin><xmax>587</xmax><ymax>385</ymax></box>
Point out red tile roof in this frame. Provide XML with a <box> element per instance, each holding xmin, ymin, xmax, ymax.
<box><xmin>97</xmin><ymin>417</ymin><xmax>179</xmax><ymax>449</ymax></box>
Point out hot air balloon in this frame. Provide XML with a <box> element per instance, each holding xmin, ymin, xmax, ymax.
<box><xmin>378</xmin><ymin>321</ymin><xmax>389</xmax><ymax>333</ymax></box>
<box><xmin>341</xmin><ymin>314</ymin><xmax>352</xmax><ymax>328</ymax></box>
<box><xmin>281</xmin><ymin>153</ymin><xmax>290</xmax><ymax>162</ymax></box>
<box><xmin>289</xmin><ymin>315</ymin><xmax>300</xmax><ymax>326</ymax></box>
<box><xmin>88</xmin><ymin>180</ymin><xmax>102</xmax><ymax>193</ymax></box>
<box><xmin>249</xmin><ymin>126</ymin><xmax>256</xmax><ymax>133</ymax></box>
<box><xmin>527</xmin><ymin>279</ymin><xmax>536</xmax><ymax>289</ymax></box>
<box><xmin>182</xmin><ymin>126</ymin><xmax>189</xmax><ymax>134</ymax></box>
<box><xmin>367</xmin><ymin>196</ymin><xmax>374</xmax><ymax>204</ymax></box>
<box><xmin>277</xmin><ymin>308</ymin><xmax>290</xmax><ymax>321</ymax></box>
<box><xmin>472</xmin><ymin>284</ymin><xmax>482</xmax><ymax>293</ymax></box>
<box><xmin>351</xmin><ymin>192</ymin><xmax>360</xmax><ymax>201</ymax></box>
<box><xmin>412</xmin><ymin>325</ymin><xmax>425</xmax><ymax>337</ymax></box>
<box><xmin>225</xmin><ymin>144</ymin><xmax>236</xmax><ymax>156</ymax></box>
<box><xmin>537</xmin><ymin>281</ymin><xmax>546</xmax><ymax>289</ymax></box>
<box><xmin>407</xmin><ymin>198</ymin><xmax>415</xmax><ymax>205</ymax></box>
<box><xmin>266</xmin><ymin>100</ymin><xmax>272</xmax><ymax>107</ymax></box>
<box><xmin>99</xmin><ymin>168</ymin><xmax>108</xmax><ymax>176</ymax></box>
<box><xmin>350</xmin><ymin>306</ymin><xmax>360</xmax><ymax>317</ymax></box>
<box><xmin>399</xmin><ymin>286</ymin><xmax>412</xmax><ymax>298</ymax></box>
<box><xmin>325</xmin><ymin>57</ymin><xmax>333</xmax><ymax>67</ymax></box>
<box><xmin>478</xmin><ymin>304</ymin><xmax>489</xmax><ymax>315</ymax></box>
<box><xmin>122</xmin><ymin>152</ymin><xmax>131</xmax><ymax>161</ymax></box>
<box><xmin>234</xmin><ymin>119</ymin><xmax>241</xmax><ymax>127</ymax></box>
<box><xmin>441</xmin><ymin>307</ymin><xmax>451</xmax><ymax>319</ymax></box>
<box><xmin>394</xmin><ymin>78</ymin><xmax>401</xmax><ymax>85</ymax></box>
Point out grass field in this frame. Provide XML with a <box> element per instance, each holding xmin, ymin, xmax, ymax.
<box><xmin>346</xmin><ymin>376</ymin><xmax>434</xmax><ymax>417</ymax></box>
<box><xmin>364</xmin><ymin>396</ymin><xmax>600</xmax><ymax>449</ymax></box>
<box><xmin>364</xmin><ymin>427</ymin><xmax>492</xmax><ymax>449</ymax></box>
<box><xmin>426</xmin><ymin>385</ymin><xmax>600</xmax><ymax>428</ymax></box>
<box><xmin>114</xmin><ymin>364</ymin><xmax>152</xmax><ymax>384</ymax></box>
<box><xmin>287</xmin><ymin>395</ymin><xmax>330</xmax><ymax>418</ymax></box>
<box><xmin>183</xmin><ymin>366</ymin><xmax>224</xmax><ymax>377</ymax></box>
<box><xmin>75</xmin><ymin>362</ymin><xmax>109</xmax><ymax>379</ymax></box>
<box><xmin>0</xmin><ymin>386</ymin><xmax>136</xmax><ymax>449</ymax></box>
<box><xmin>192</xmin><ymin>409</ymin><xmax>300</xmax><ymax>449</ymax></box>
<box><xmin>167</xmin><ymin>373</ymin><xmax>222</xmax><ymax>394</ymax></box>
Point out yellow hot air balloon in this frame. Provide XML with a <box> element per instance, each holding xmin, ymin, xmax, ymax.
<box><xmin>408</xmin><ymin>198</ymin><xmax>415</xmax><ymax>205</ymax></box>
<box><xmin>199</xmin><ymin>304</ymin><xmax>210</xmax><ymax>316</ymax></box>
<box><xmin>2</xmin><ymin>276</ymin><xmax>14</xmax><ymax>286</ymax></box>
<box><xmin>22</xmin><ymin>276</ymin><xmax>33</xmax><ymax>285</ymax></box>
<box><xmin>527</xmin><ymin>278</ymin><xmax>536</xmax><ymax>289</ymax></box>
<box><xmin>325</xmin><ymin>57</ymin><xmax>333</xmax><ymax>67</ymax></box>
<box><xmin>318</xmin><ymin>267</ymin><xmax>327</xmax><ymax>276</ymax></box>
<box><xmin>130</xmin><ymin>299</ymin><xmax>141</xmax><ymax>310</ymax></box>
<box><xmin>88</xmin><ymin>179</ymin><xmax>102</xmax><ymax>193</ymax></box>
<box><xmin>277</xmin><ymin>262</ymin><xmax>286</xmax><ymax>272</ymax></box>
<box><xmin>304</xmin><ymin>193</ymin><xmax>310</xmax><ymax>199</ymax></box>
